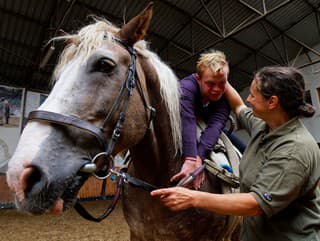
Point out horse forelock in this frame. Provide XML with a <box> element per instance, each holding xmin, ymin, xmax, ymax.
<box><xmin>52</xmin><ymin>19</ymin><xmax>118</xmax><ymax>81</ymax></box>
<box><xmin>51</xmin><ymin>18</ymin><xmax>182</xmax><ymax>154</ymax></box>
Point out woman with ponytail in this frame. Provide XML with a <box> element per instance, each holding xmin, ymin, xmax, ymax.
<box><xmin>152</xmin><ymin>66</ymin><xmax>320</xmax><ymax>241</ymax></box>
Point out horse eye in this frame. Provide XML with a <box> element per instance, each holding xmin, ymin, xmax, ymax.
<box><xmin>93</xmin><ymin>58</ymin><xmax>116</xmax><ymax>73</ymax></box>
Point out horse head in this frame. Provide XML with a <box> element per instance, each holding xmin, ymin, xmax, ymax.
<box><xmin>6</xmin><ymin>2</ymin><xmax>178</xmax><ymax>215</ymax></box>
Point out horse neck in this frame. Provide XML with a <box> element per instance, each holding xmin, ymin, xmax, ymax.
<box><xmin>129</xmin><ymin>58</ymin><xmax>181</xmax><ymax>186</ymax></box>
<box><xmin>130</xmin><ymin>101</ymin><xmax>180</xmax><ymax>187</ymax></box>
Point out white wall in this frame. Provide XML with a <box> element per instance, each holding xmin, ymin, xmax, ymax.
<box><xmin>293</xmin><ymin>43</ymin><xmax>320</xmax><ymax>143</ymax></box>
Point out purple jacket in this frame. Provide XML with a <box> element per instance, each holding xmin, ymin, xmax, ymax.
<box><xmin>180</xmin><ymin>74</ymin><xmax>230</xmax><ymax>160</ymax></box>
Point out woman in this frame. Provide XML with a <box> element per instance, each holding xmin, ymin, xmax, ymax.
<box><xmin>151</xmin><ymin>66</ymin><xmax>320</xmax><ymax>241</ymax></box>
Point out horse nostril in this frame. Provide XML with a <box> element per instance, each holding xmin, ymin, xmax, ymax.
<box><xmin>20</xmin><ymin>166</ymin><xmax>43</xmax><ymax>195</ymax></box>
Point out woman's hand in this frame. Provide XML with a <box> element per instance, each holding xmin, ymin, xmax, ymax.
<box><xmin>150</xmin><ymin>187</ymin><xmax>196</xmax><ymax>211</ymax></box>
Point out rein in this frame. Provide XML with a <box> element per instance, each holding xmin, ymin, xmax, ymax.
<box><xmin>27</xmin><ymin>37</ymin><xmax>156</xmax><ymax>222</ymax></box>
<box><xmin>73</xmin><ymin>162</ymin><xmax>159</xmax><ymax>222</ymax></box>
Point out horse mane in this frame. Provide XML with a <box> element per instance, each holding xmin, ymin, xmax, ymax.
<box><xmin>52</xmin><ymin>18</ymin><xmax>182</xmax><ymax>154</ymax></box>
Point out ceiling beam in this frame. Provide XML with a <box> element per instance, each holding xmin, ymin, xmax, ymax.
<box><xmin>192</xmin><ymin>18</ymin><xmax>222</xmax><ymax>38</ymax></box>
<box><xmin>173</xmin><ymin>0</ymin><xmax>294</xmax><ymax>68</ymax></box>
<box><xmin>231</xmin><ymin>0</ymin><xmax>320</xmax><ymax>72</ymax></box>
<box><xmin>260</xmin><ymin>21</ymin><xmax>287</xmax><ymax>64</ymax></box>
<box><xmin>77</xmin><ymin>0</ymin><xmax>195</xmax><ymax>58</ymax></box>
<box><xmin>227</xmin><ymin>0</ymin><xmax>293</xmax><ymax>37</ymax></box>
<box><xmin>28</xmin><ymin>0</ymin><xmax>77</xmax><ymax>90</ymax></box>
<box><xmin>51</xmin><ymin>0</ymin><xmax>77</xmax><ymax>38</ymax></box>
<box><xmin>230</xmin><ymin>38</ymin><xmax>281</xmax><ymax>65</ymax></box>
<box><xmin>200</xmin><ymin>0</ymin><xmax>223</xmax><ymax>36</ymax></box>
<box><xmin>239</xmin><ymin>0</ymin><xmax>320</xmax><ymax>57</ymax></box>
<box><xmin>291</xmin><ymin>47</ymin><xmax>304</xmax><ymax>67</ymax></box>
<box><xmin>302</xmin><ymin>0</ymin><xmax>320</xmax><ymax>9</ymax></box>
<box><xmin>267</xmin><ymin>20</ymin><xmax>320</xmax><ymax>58</ymax></box>
<box><xmin>238</xmin><ymin>0</ymin><xmax>264</xmax><ymax>15</ymax></box>
<box><xmin>158</xmin><ymin>0</ymin><xmax>222</xmax><ymax>56</ymax></box>
<box><xmin>281</xmin><ymin>34</ymin><xmax>290</xmax><ymax>64</ymax></box>
<box><xmin>149</xmin><ymin>32</ymin><xmax>193</xmax><ymax>55</ymax></box>
<box><xmin>298</xmin><ymin>58</ymin><xmax>320</xmax><ymax>69</ymax></box>
<box><xmin>160</xmin><ymin>0</ymin><xmax>220</xmax><ymax>38</ymax></box>
<box><xmin>303</xmin><ymin>0</ymin><xmax>320</xmax><ymax>37</ymax></box>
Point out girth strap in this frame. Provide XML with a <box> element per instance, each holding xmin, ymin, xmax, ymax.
<box><xmin>28</xmin><ymin>110</ymin><xmax>108</xmax><ymax>150</ymax></box>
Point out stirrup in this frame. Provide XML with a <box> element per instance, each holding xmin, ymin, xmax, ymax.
<box><xmin>204</xmin><ymin>159</ymin><xmax>240</xmax><ymax>188</ymax></box>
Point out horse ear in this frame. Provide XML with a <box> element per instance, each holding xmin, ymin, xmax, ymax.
<box><xmin>117</xmin><ymin>2</ymin><xmax>154</xmax><ymax>46</ymax></box>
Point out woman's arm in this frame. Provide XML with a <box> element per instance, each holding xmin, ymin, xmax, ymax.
<box><xmin>225</xmin><ymin>82</ymin><xmax>247</xmax><ymax>117</ymax></box>
<box><xmin>151</xmin><ymin>187</ymin><xmax>263</xmax><ymax>216</ymax></box>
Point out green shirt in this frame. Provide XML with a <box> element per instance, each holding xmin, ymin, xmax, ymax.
<box><xmin>239</xmin><ymin>108</ymin><xmax>320</xmax><ymax>241</ymax></box>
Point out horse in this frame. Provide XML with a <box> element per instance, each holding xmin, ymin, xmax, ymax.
<box><xmin>6</xmin><ymin>3</ymin><xmax>240</xmax><ymax>241</ymax></box>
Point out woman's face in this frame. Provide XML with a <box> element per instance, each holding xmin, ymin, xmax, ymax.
<box><xmin>247</xmin><ymin>79</ymin><xmax>270</xmax><ymax>119</ymax></box>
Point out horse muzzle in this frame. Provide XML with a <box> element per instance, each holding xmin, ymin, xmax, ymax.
<box><xmin>8</xmin><ymin>153</ymin><xmax>91</xmax><ymax>215</ymax></box>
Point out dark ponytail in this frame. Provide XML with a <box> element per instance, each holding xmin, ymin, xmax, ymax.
<box><xmin>297</xmin><ymin>102</ymin><xmax>315</xmax><ymax>118</ymax></box>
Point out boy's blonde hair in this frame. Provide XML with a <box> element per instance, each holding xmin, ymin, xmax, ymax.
<box><xmin>196</xmin><ymin>50</ymin><xmax>228</xmax><ymax>77</ymax></box>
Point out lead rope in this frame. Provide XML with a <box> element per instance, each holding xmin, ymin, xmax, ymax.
<box><xmin>74</xmin><ymin>176</ymin><xmax>124</xmax><ymax>222</ymax></box>
<box><xmin>75</xmin><ymin>158</ymin><xmax>159</xmax><ymax>222</ymax></box>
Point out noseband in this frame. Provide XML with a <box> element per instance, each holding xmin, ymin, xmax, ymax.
<box><xmin>27</xmin><ymin>38</ymin><xmax>156</xmax><ymax>222</ymax></box>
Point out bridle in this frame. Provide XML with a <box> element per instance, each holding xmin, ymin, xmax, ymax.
<box><xmin>27</xmin><ymin>38</ymin><xmax>156</xmax><ymax>222</ymax></box>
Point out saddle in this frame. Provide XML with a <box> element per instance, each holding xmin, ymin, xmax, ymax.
<box><xmin>196</xmin><ymin>120</ymin><xmax>241</xmax><ymax>192</ymax></box>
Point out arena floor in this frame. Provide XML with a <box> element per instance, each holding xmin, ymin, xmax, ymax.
<box><xmin>0</xmin><ymin>200</ymin><xmax>130</xmax><ymax>241</ymax></box>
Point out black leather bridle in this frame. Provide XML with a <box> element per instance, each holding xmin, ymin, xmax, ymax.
<box><xmin>27</xmin><ymin>38</ymin><xmax>156</xmax><ymax>222</ymax></box>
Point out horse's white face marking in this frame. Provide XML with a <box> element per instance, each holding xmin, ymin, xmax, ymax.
<box><xmin>7</xmin><ymin>122</ymin><xmax>52</xmax><ymax>200</ymax></box>
<box><xmin>7</xmin><ymin>57</ymin><xmax>84</xmax><ymax>200</ymax></box>
<box><xmin>39</xmin><ymin>57</ymin><xmax>83</xmax><ymax>114</ymax></box>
